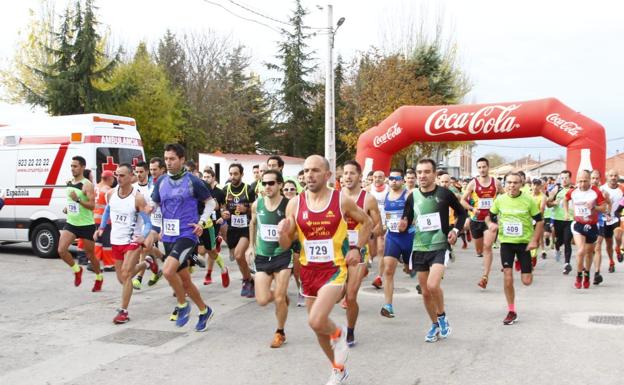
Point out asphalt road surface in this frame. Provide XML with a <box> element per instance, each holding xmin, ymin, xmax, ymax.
<box><xmin>1</xmin><ymin>242</ymin><xmax>623</xmax><ymax>385</ymax></box>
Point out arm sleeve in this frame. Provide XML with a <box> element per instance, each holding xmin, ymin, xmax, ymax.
<box><xmin>139</xmin><ymin>211</ymin><xmax>152</xmax><ymax>238</ymax></box>
<box><xmin>402</xmin><ymin>194</ymin><xmax>414</xmax><ymax>226</ymax></box>
<box><xmin>99</xmin><ymin>205</ymin><xmax>110</xmax><ymax>229</ymax></box>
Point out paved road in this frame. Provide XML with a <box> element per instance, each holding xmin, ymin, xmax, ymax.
<box><xmin>1</xmin><ymin>242</ymin><xmax>623</xmax><ymax>385</ymax></box>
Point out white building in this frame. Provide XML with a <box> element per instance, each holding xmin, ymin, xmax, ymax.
<box><xmin>198</xmin><ymin>152</ymin><xmax>305</xmax><ymax>185</ymax></box>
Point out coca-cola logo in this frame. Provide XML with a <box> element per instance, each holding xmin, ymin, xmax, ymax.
<box><xmin>373</xmin><ymin>123</ymin><xmax>402</xmax><ymax>148</ymax></box>
<box><xmin>424</xmin><ymin>104</ymin><xmax>521</xmax><ymax>136</ymax></box>
<box><xmin>546</xmin><ymin>113</ymin><xmax>583</xmax><ymax>136</ymax></box>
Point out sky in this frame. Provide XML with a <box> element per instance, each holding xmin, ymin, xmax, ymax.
<box><xmin>1</xmin><ymin>0</ymin><xmax>623</xmax><ymax>163</ymax></box>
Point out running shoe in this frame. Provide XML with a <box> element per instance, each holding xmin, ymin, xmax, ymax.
<box><xmin>113</xmin><ymin>309</ymin><xmax>129</xmax><ymax>324</ymax></box>
<box><xmin>416</xmin><ymin>284</ymin><xmax>422</xmax><ymax>295</ymax></box>
<box><xmin>476</xmin><ymin>254</ymin><xmax>483</xmax><ymax>258</ymax></box>
<box><xmin>132</xmin><ymin>278</ymin><xmax>142</xmax><ymax>290</ymax></box>
<box><xmin>425</xmin><ymin>323</ymin><xmax>440</xmax><ymax>343</ymax></box>
<box><xmin>103</xmin><ymin>265</ymin><xmax>115</xmax><ymax>272</ymax></box>
<box><xmin>145</xmin><ymin>256</ymin><xmax>159</xmax><ymax>275</ymax></box>
<box><xmin>555</xmin><ymin>250</ymin><xmax>561</xmax><ymax>262</ymax></box>
<box><xmin>477</xmin><ymin>275</ymin><xmax>488</xmax><ymax>289</ymax></box>
<box><xmin>574</xmin><ymin>275</ymin><xmax>582</xmax><ymax>289</ymax></box>
<box><xmin>593</xmin><ymin>272</ymin><xmax>603</xmax><ymax>285</ymax></box>
<box><xmin>191</xmin><ymin>253</ymin><xmax>206</xmax><ymax>268</ymax></box>
<box><xmin>326</xmin><ymin>368</ymin><xmax>349</xmax><ymax>385</ymax></box>
<box><xmin>346</xmin><ymin>329</ymin><xmax>355</xmax><ymax>348</ymax></box>
<box><xmin>297</xmin><ymin>292</ymin><xmax>305</xmax><ymax>307</ymax></box>
<box><xmin>147</xmin><ymin>270</ymin><xmax>163</xmax><ymax>287</ymax></box>
<box><xmin>195</xmin><ymin>307</ymin><xmax>214</xmax><ymax>332</ymax></box>
<box><xmin>270</xmin><ymin>332</ymin><xmax>286</xmax><ymax>348</ymax></box>
<box><xmin>449</xmin><ymin>250</ymin><xmax>456</xmax><ymax>263</ymax></box>
<box><xmin>215</xmin><ymin>235</ymin><xmax>223</xmax><ymax>253</ymax></box>
<box><xmin>330</xmin><ymin>326</ymin><xmax>349</xmax><ymax>366</ymax></box>
<box><xmin>514</xmin><ymin>260</ymin><xmax>521</xmax><ymax>272</ymax></box>
<box><xmin>169</xmin><ymin>307</ymin><xmax>178</xmax><ymax>321</ymax></box>
<box><xmin>246</xmin><ymin>280</ymin><xmax>255</xmax><ymax>298</ymax></box>
<box><xmin>74</xmin><ymin>266</ymin><xmax>83</xmax><ymax>287</ymax></box>
<box><xmin>221</xmin><ymin>268</ymin><xmax>230</xmax><ymax>288</ymax></box>
<box><xmin>583</xmin><ymin>274</ymin><xmax>590</xmax><ymax>289</ymax></box>
<box><xmin>503</xmin><ymin>311</ymin><xmax>518</xmax><ymax>325</ymax></box>
<box><xmin>175</xmin><ymin>304</ymin><xmax>191</xmax><ymax>327</ymax></box>
<box><xmin>437</xmin><ymin>314</ymin><xmax>451</xmax><ymax>339</ymax></box>
<box><xmin>380</xmin><ymin>304</ymin><xmax>395</xmax><ymax>318</ymax></box>
<box><xmin>541</xmin><ymin>251</ymin><xmax>547</xmax><ymax>260</ymax></box>
<box><xmin>608</xmin><ymin>261</ymin><xmax>615</xmax><ymax>273</ymax></box>
<box><xmin>618</xmin><ymin>252</ymin><xmax>624</xmax><ymax>263</ymax></box>
<box><xmin>92</xmin><ymin>277</ymin><xmax>103</xmax><ymax>292</ymax></box>
<box><xmin>241</xmin><ymin>280</ymin><xmax>250</xmax><ymax>297</ymax></box>
<box><xmin>563</xmin><ymin>263</ymin><xmax>572</xmax><ymax>275</ymax></box>
<box><xmin>371</xmin><ymin>276</ymin><xmax>383</xmax><ymax>289</ymax></box>
<box><xmin>203</xmin><ymin>272</ymin><xmax>213</xmax><ymax>285</ymax></box>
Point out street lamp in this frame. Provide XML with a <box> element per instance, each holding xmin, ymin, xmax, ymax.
<box><xmin>324</xmin><ymin>4</ymin><xmax>344</xmax><ymax>186</ymax></box>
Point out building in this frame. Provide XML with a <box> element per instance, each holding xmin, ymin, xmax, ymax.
<box><xmin>606</xmin><ymin>152</ymin><xmax>624</xmax><ymax>175</ymax></box>
<box><xmin>490</xmin><ymin>156</ymin><xmax>565</xmax><ymax>180</ymax></box>
<box><xmin>442</xmin><ymin>144</ymin><xmax>474</xmax><ymax>178</ymax></box>
<box><xmin>198</xmin><ymin>152</ymin><xmax>305</xmax><ymax>185</ymax></box>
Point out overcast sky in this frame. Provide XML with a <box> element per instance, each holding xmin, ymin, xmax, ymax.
<box><xmin>1</xmin><ymin>0</ymin><xmax>623</xmax><ymax>162</ymax></box>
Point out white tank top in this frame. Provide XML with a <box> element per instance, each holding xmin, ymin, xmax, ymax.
<box><xmin>601</xmin><ymin>183</ymin><xmax>624</xmax><ymax>225</ymax></box>
<box><xmin>370</xmin><ymin>184</ymin><xmax>389</xmax><ymax>225</ymax></box>
<box><xmin>109</xmin><ymin>187</ymin><xmax>138</xmax><ymax>245</ymax></box>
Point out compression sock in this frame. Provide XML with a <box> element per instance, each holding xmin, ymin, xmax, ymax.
<box><xmin>71</xmin><ymin>263</ymin><xmax>81</xmax><ymax>273</ymax></box>
<box><xmin>215</xmin><ymin>254</ymin><xmax>225</xmax><ymax>271</ymax></box>
<box><xmin>95</xmin><ymin>273</ymin><xmax>103</xmax><ymax>281</ymax></box>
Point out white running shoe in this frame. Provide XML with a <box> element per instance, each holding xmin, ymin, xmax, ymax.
<box><xmin>330</xmin><ymin>326</ymin><xmax>349</xmax><ymax>366</ymax></box>
<box><xmin>297</xmin><ymin>292</ymin><xmax>305</xmax><ymax>307</ymax></box>
<box><xmin>326</xmin><ymin>367</ymin><xmax>349</xmax><ymax>385</ymax></box>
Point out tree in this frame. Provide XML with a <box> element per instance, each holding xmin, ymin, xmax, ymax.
<box><xmin>156</xmin><ymin>29</ymin><xmax>186</xmax><ymax>91</ymax></box>
<box><xmin>108</xmin><ymin>42</ymin><xmax>184</xmax><ymax>158</ymax></box>
<box><xmin>482</xmin><ymin>152</ymin><xmax>507</xmax><ymax>168</ymax></box>
<box><xmin>267</xmin><ymin>0</ymin><xmax>317</xmax><ymax>157</ymax></box>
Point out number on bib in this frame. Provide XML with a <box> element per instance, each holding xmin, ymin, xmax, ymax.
<box><xmin>503</xmin><ymin>222</ymin><xmax>523</xmax><ymax>237</ymax></box>
<box><xmin>67</xmin><ymin>202</ymin><xmax>80</xmax><ymax>214</ymax></box>
<box><xmin>163</xmin><ymin>219</ymin><xmax>180</xmax><ymax>236</ymax></box>
<box><xmin>417</xmin><ymin>213</ymin><xmax>442</xmax><ymax>232</ymax></box>
<box><xmin>231</xmin><ymin>214</ymin><xmax>249</xmax><ymax>228</ymax></box>
<box><xmin>260</xmin><ymin>224</ymin><xmax>279</xmax><ymax>242</ymax></box>
<box><xmin>347</xmin><ymin>230</ymin><xmax>358</xmax><ymax>247</ymax></box>
<box><xmin>114</xmin><ymin>214</ymin><xmax>129</xmax><ymax>225</ymax></box>
<box><xmin>574</xmin><ymin>205</ymin><xmax>591</xmax><ymax>217</ymax></box>
<box><xmin>303</xmin><ymin>239</ymin><xmax>334</xmax><ymax>263</ymax></box>
<box><xmin>477</xmin><ymin>198</ymin><xmax>493</xmax><ymax>210</ymax></box>
<box><xmin>152</xmin><ymin>210</ymin><xmax>162</xmax><ymax>226</ymax></box>
<box><xmin>386</xmin><ymin>211</ymin><xmax>401</xmax><ymax>233</ymax></box>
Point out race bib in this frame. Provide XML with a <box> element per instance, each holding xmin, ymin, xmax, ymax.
<box><xmin>347</xmin><ymin>230</ymin><xmax>358</xmax><ymax>247</ymax></box>
<box><xmin>386</xmin><ymin>211</ymin><xmax>401</xmax><ymax>233</ymax></box>
<box><xmin>574</xmin><ymin>205</ymin><xmax>591</xmax><ymax>217</ymax></box>
<box><xmin>304</xmin><ymin>239</ymin><xmax>334</xmax><ymax>263</ymax></box>
<box><xmin>477</xmin><ymin>198</ymin><xmax>493</xmax><ymax>210</ymax></box>
<box><xmin>260</xmin><ymin>224</ymin><xmax>279</xmax><ymax>242</ymax></box>
<box><xmin>231</xmin><ymin>214</ymin><xmax>249</xmax><ymax>228</ymax></box>
<box><xmin>151</xmin><ymin>209</ymin><xmax>162</xmax><ymax>226</ymax></box>
<box><xmin>163</xmin><ymin>218</ymin><xmax>180</xmax><ymax>236</ymax></box>
<box><xmin>113</xmin><ymin>213</ymin><xmax>130</xmax><ymax>225</ymax></box>
<box><xmin>503</xmin><ymin>222</ymin><xmax>523</xmax><ymax>237</ymax></box>
<box><xmin>417</xmin><ymin>213</ymin><xmax>442</xmax><ymax>232</ymax></box>
<box><xmin>67</xmin><ymin>202</ymin><xmax>80</xmax><ymax>214</ymax></box>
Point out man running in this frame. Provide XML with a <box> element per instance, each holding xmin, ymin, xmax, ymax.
<box><xmin>563</xmin><ymin>170</ymin><xmax>607</xmax><ymax>289</ymax></box>
<box><xmin>368</xmin><ymin>170</ymin><xmax>388</xmax><ymax>289</ymax></box>
<box><xmin>486</xmin><ymin>173</ymin><xmax>543</xmax><ymax>325</ymax></box>
<box><xmin>201</xmin><ymin>168</ymin><xmax>229</xmax><ymax>287</ymax></box>
<box><xmin>380</xmin><ymin>168</ymin><xmax>415</xmax><ymax>318</ymax></box>
<box><xmin>247</xmin><ymin>170</ymin><xmax>292</xmax><ymax>348</ymax></box>
<box><xmin>95</xmin><ymin>163</ymin><xmax>157</xmax><ymax>323</ymax></box>
<box><xmin>399</xmin><ymin>159</ymin><xmax>467</xmax><ymax>343</ymax></box>
<box><xmin>547</xmin><ymin>170</ymin><xmax>574</xmax><ymax>273</ymax></box>
<box><xmin>222</xmin><ymin>163</ymin><xmax>256</xmax><ymax>297</ymax></box>
<box><xmin>57</xmin><ymin>156</ymin><xmax>103</xmax><ymax>291</ymax></box>
<box><xmin>92</xmin><ymin>170</ymin><xmax>115</xmax><ymax>271</ymax></box>
<box><xmin>278</xmin><ymin>155</ymin><xmax>372</xmax><ymax>385</ymax></box>
<box><xmin>405</xmin><ymin>168</ymin><xmax>417</xmax><ymax>192</ymax></box>
<box><xmin>596</xmin><ymin>169</ymin><xmax>624</xmax><ymax>279</ymax></box>
<box><xmin>341</xmin><ymin>160</ymin><xmax>381</xmax><ymax>346</ymax></box>
<box><xmin>461</xmin><ymin>157</ymin><xmax>502</xmax><ymax>289</ymax></box>
<box><xmin>152</xmin><ymin>143</ymin><xmax>215</xmax><ymax>330</ymax></box>
<box><xmin>529</xmin><ymin>179</ymin><xmax>547</xmax><ymax>267</ymax></box>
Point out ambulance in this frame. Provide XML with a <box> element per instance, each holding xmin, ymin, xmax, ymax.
<box><xmin>0</xmin><ymin>113</ymin><xmax>145</xmax><ymax>258</ymax></box>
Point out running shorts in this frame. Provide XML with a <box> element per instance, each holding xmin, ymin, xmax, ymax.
<box><xmin>300</xmin><ymin>261</ymin><xmax>347</xmax><ymax>298</ymax></box>
<box><xmin>500</xmin><ymin>243</ymin><xmax>532</xmax><ymax>273</ymax></box>
<box><xmin>469</xmin><ymin>220</ymin><xmax>488</xmax><ymax>239</ymax></box>
<box><xmin>255</xmin><ymin>251</ymin><xmax>293</xmax><ymax>275</ymax></box>
<box><xmin>164</xmin><ymin>237</ymin><xmax>197</xmax><ymax>269</ymax></box>
<box><xmin>410</xmin><ymin>249</ymin><xmax>449</xmax><ymax>272</ymax></box>
<box><xmin>64</xmin><ymin>223</ymin><xmax>96</xmax><ymax>241</ymax></box>
<box><xmin>226</xmin><ymin>227</ymin><xmax>249</xmax><ymax>249</ymax></box>
<box><xmin>571</xmin><ymin>222</ymin><xmax>599</xmax><ymax>244</ymax></box>
<box><xmin>112</xmin><ymin>243</ymin><xmax>141</xmax><ymax>261</ymax></box>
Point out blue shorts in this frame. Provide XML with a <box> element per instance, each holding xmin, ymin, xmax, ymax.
<box><xmin>384</xmin><ymin>232</ymin><xmax>414</xmax><ymax>264</ymax></box>
<box><xmin>151</xmin><ymin>225</ymin><xmax>161</xmax><ymax>235</ymax></box>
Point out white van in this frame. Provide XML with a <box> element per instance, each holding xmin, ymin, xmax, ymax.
<box><xmin>0</xmin><ymin>113</ymin><xmax>145</xmax><ymax>258</ymax></box>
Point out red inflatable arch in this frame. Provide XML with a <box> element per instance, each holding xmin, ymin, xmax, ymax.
<box><xmin>355</xmin><ymin>98</ymin><xmax>605</xmax><ymax>182</ymax></box>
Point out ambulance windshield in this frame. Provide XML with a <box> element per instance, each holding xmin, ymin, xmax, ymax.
<box><xmin>96</xmin><ymin>147</ymin><xmax>144</xmax><ymax>181</ymax></box>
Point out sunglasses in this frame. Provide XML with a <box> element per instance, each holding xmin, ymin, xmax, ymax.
<box><xmin>283</xmin><ymin>188</ymin><xmax>296</xmax><ymax>192</ymax></box>
<box><xmin>389</xmin><ymin>176</ymin><xmax>403</xmax><ymax>181</ymax></box>
<box><xmin>261</xmin><ymin>180</ymin><xmax>277</xmax><ymax>186</ymax></box>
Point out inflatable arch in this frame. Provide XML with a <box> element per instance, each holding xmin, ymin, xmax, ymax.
<box><xmin>355</xmin><ymin>98</ymin><xmax>605</xmax><ymax>182</ymax></box>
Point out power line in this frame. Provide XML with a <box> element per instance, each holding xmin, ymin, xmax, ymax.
<box><xmin>225</xmin><ymin>0</ymin><xmax>329</xmax><ymax>31</ymax></box>
<box><xmin>201</xmin><ymin>0</ymin><xmax>283</xmax><ymax>33</ymax></box>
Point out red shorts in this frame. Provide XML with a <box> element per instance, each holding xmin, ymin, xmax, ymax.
<box><xmin>300</xmin><ymin>261</ymin><xmax>347</xmax><ymax>298</ymax></box>
<box><xmin>112</xmin><ymin>243</ymin><xmax>141</xmax><ymax>261</ymax></box>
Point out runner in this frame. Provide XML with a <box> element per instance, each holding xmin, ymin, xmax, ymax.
<box><xmin>399</xmin><ymin>159</ymin><xmax>467</xmax><ymax>343</ymax></box>
<box><xmin>152</xmin><ymin>143</ymin><xmax>215</xmax><ymax>330</ymax></box>
<box><xmin>341</xmin><ymin>160</ymin><xmax>381</xmax><ymax>345</ymax></box>
<box><xmin>563</xmin><ymin>170</ymin><xmax>607</xmax><ymax>289</ymax></box>
<box><xmin>439</xmin><ymin>173</ymin><xmax>462</xmax><ymax>260</ymax></box>
<box><xmin>547</xmin><ymin>170</ymin><xmax>574</xmax><ymax>273</ymax></box>
<box><xmin>145</xmin><ymin>157</ymin><xmax>167</xmax><ymax>288</ymax></box>
<box><xmin>278</xmin><ymin>155</ymin><xmax>372</xmax><ymax>384</ymax></box>
<box><xmin>368</xmin><ymin>170</ymin><xmax>388</xmax><ymax>289</ymax></box>
<box><xmin>57</xmin><ymin>156</ymin><xmax>103</xmax><ymax>291</ymax></box>
<box><xmin>250</xmin><ymin>163</ymin><xmax>268</xmax><ymax>196</ymax></box>
<box><xmin>405</xmin><ymin>168</ymin><xmax>417</xmax><ymax>192</ymax></box>
<box><xmin>283</xmin><ymin>179</ymin><xmax>304</xmax><ymax>306</ymax></box>
<box><xmin>201</xmin><ymin>168</ymin><xmax>229</xmax><ymax>287</ymax></box>
<box><xmin>528</xmin><ymin>179</ymin><xmax>547</xmax><ymax>267</ymax></box>
<box><xmin>596</xmin><ymin>169</ymin><xmax>624</xmax><ymax>279</ymax></box>
<box><xmin>222</xmin><ymin>163</ymin><xmax>256</xmax><ymax>297</ymax></box>
<box><xmin>543</xmin><ymin>178</ymin><xmax>556</xmax><ymax>257</ymax></box>
<box><xmin>94</xmin><ymin>163</ymin><xmax>157</xmax><ymax>323</ymax></box>
<box><xmin>486</xmin><ymin>172</ymin><xmax>543</xmax><ymax>325</ymax></box>
<box><xmin>247</xmin><ymin>170</ymin><xmax>292</xmax><ymax>348</ymax></box>
<box><xmin>380</xmin><ymin>168</ymin><xmax>414</xmax><ymax>318</ymax></box>
<box><xmin>461</xmin><ymin>157</ymin><xmax>502</xmax><ymax>289</ymax></box>
<box><xmin>131</xmin><ymin>161</ymin><xmax>163</xmax><ymax>289</ymax></box>
<box><xmin>92</xmin><ymin>170</ymin><xmax>115</xmax><ymax>272</ymax></box>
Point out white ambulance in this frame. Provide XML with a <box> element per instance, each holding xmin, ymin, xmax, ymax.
<box><xmin>0</xmin><ymin>113</ymin><xmax>145</xmax><ymax>258</ymax></box>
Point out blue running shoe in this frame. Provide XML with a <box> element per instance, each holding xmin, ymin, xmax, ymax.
<box><xmin>175</xmin><ymin>304</ymin><xmax>191</xmax><ymax>327</ymax></box>
<box><xmin>425</xmin><ymin>323</ymin><xmax>439</xmax><ymax>343</ymax></box>
<box><xmin>241</xmin><ymin>280</ymin><xmax>250</xmax><ymax>297</ymax></box>
<box><xmin>380</xmin><ymin>304</ymin><xmax>395</xmax><ymax>318</ymax></box>
<box><xmin>195</xmin><ymin>306</ymin><xmax>214</xmax><ymax>332</ymax></box>
<box><xmin>438</xmin><ymin>315</ymin><xmax>451</xmax><ymax>339</ymax></box>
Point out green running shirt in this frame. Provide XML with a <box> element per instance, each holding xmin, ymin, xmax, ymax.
<box><xmin>255</xmin><ymin>197</ymin><xmax>289</xmax><ymax>257</ymax></box>
<box><xmin>66</xmin><ymin>178</ymin><xmax>94</xmax><ymax>226</ymax></box>
<box><xmin>490</xmin><ymin>192</ymin><xmax>540</xmax><ymax>244</ymax></box>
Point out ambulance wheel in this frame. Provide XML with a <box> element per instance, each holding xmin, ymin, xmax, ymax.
<box><xmin>31</xmin><ymin>222</ymin><xmax>59</xmax><ymax>259</ymax></box>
